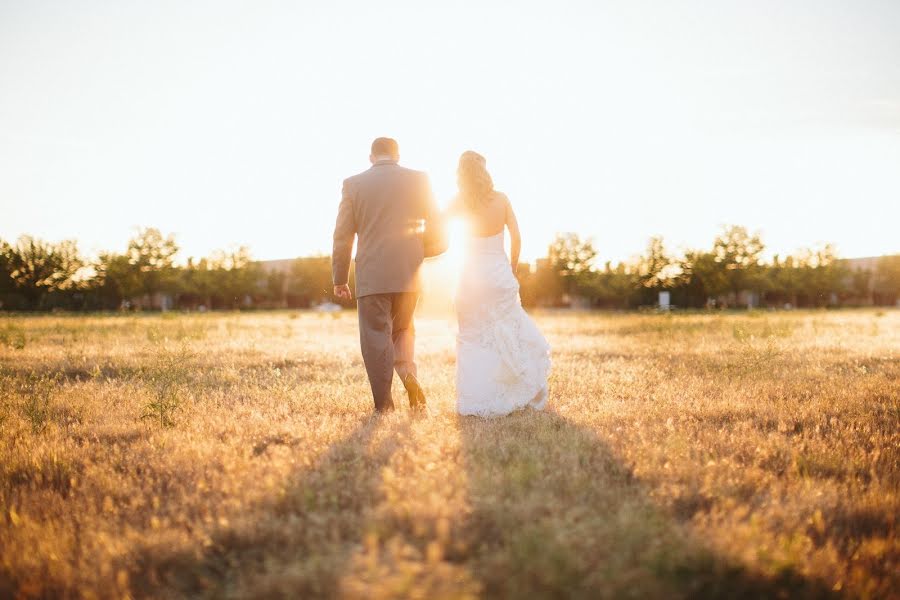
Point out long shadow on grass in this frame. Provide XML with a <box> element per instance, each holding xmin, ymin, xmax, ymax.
<box><xmin>130</xmin><ymin>414</ymin><xmax>408</xmax><ymax>599</ymax></box>
<box><xmin>456</xmin><ymin>410</ymin><xmax>839</xmax><ymax>599</ymax></box>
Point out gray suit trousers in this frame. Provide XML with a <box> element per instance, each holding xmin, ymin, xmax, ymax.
<box><xmin>357</xmin><ymin>292</ymin><xmax>418</xmax><ymax>411</ymax></box>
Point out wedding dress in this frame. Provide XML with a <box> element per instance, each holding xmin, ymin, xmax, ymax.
<box><xmin>455</xmin><ymin>231</ymin><xmax>551</xmax><ymax>416</ymax></box>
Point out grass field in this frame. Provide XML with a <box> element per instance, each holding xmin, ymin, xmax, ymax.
<box><xmin>0</xmin><ymin>309</ymin><xmax>897</xmax><ymax>599</ymax></box>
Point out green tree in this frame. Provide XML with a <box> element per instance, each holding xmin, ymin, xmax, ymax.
<box><xmin>804</xmin><ymin>245</ymin><xmax>846</xmax><ymax>306</ymax></box>
<box><xmin>874</xmin><ymin>255</ymin><xmax>900</xmax><ymax>304</ymax></box>
<box><xmin>548</xmin><ymin>233</ymin><xmax>597</xmax><ymax>298</ymax></box>
<box><xmin>848</xmin><ymin>267</ymin><xmax>873</xmax><ymax>305</ymax></box>
<box><xmin>0</xmin><ymin>239</ymin><xmax>18</xmax><ymax>309</ymax></box>
<box><xmin>0</xmin><ymin>239</ymin><xmax>14</xmax><ymax>294</ymax></box>
<box><xmin>208</xmin><ymin>246</ymin><xmax>261</xmax><ymax>309</ymax></box>
<box><xmin>712</xmin><ymin>225</ymin><xmax>765</xmax><ymax>303</ymax></box>
<box><xmin>516</xmin><ymin>263</ymin><xmax>537</xmax><ymax>308</ymax></box>
<box><xmin>584</xmin><ymin>261</ymin><xmax>639</xmax><ymax>308</ymax></box>
<box><xmin>4</xmin><ymin>236</ymin><xmax>83</xmax><ymax>309</ymax></box>
<box><xmin>289</xmin><ymin>256</ymin><xmax>333</xmax><ymax>307</ymax></box>
<box><xmin>773</xmin><ymin>245</ymin><xmax>846</xmax><ymax>307</ymax></box>
<box><xmin>127</xmin><ymin>228</ymin><xmax>179</xmax><ymax>299</ymax></box>
<box><xmin>677</xmin><ymin>250</ymin><xmax>728</xmax><ymax>307</ymax></box>
<box><xmin>635</xmin><ymin>236</ymin><xmax>678</xmax><ymax>305</ymax></box>
<box><xmin>93</xmin><ymin>252</ymin><xmax>140</xmax><ymax>309</ymax></box>
<box><xmin>531</xmin><ymin>259</ymin><xmax>565</xmax><ymax>307</ymax></box>
<box><xmin>177</xmin><ymin>257</ymin><xmax>215</xmax><ymax>309</ymax></box>
<box><xmin>637</xmin><ymin>237</ymin><xmax>671</xmax><ymax>288</ymax></box>
<box><xmin>264</xmin><ymin>269</ymin><xmax>288</xmax><ymax>307</ymax></box>
<box><xmin>768</xmin><ymin>255</ymin><xmax>803</xmax><ymax>307</ymax></box>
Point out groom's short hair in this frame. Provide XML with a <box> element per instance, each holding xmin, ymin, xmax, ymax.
<box><xmin>371</xmin><ymin>137</ymin><xmax>399</xmax><ymax>158</ymax></box>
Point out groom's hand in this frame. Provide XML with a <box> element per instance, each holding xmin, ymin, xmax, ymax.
<box><xmin>333</xmin><ymin>284</ymin><xmax>352</xmax><ymax>301</ymax></box>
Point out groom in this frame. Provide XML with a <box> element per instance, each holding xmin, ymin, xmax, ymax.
<box><xmin>332</xmin><ymin>137</ymin><xmax>442</xmax><ymax>413</ymax></box>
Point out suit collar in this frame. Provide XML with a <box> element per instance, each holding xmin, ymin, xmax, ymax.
<box><xmin>372</xmin><ymin>158</ymin><xmax>399</xmax><ymax>167</ymax></box>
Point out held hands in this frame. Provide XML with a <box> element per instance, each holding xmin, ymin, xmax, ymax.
<box><xmin>334</xmin><ymin>284</ymin><xmax>352</xmax><ymax>301</ymax></box>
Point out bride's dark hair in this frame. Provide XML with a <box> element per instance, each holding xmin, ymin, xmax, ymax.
<box><xmin>457</xmin><ymin>150</ymin><xmax>494</xmax><ymax>211</ymax></box>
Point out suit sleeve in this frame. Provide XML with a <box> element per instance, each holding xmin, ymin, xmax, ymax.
<box><xmin>332</xmin><ymin>179</ymin><xmax>356</xmax><ymax>286</ymax></box>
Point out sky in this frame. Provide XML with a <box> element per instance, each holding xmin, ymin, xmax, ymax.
<box><xmin>1</xmin><ymin>0</ymin><xmax>899</xmax><ymax>265</ymax></box>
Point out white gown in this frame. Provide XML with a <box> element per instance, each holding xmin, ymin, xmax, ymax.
<box><xmin>455</xmin><ymin>231</ymin><xmax>551</xmax><ymax>417</ymax></box>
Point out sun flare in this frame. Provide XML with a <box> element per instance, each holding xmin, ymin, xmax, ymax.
<box><xmin>444</xmin><ymin>219</ymin><xmax>470</xmax><ymax>273</ymax></box>
<box><xmin>420</xmin><ymin>219</ymin><xmax>470</xmax><ymax>315</ymax></box>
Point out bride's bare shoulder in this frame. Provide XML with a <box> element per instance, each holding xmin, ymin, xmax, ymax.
<box><xmin>492</xmin><ymin>191</ymin><xmax>512</xmax><ymax>212</ymax></box>
<box><xmin>491</xmin><ymin>190</ymin><xmax>510</xmax><ymax>204</ymax></box>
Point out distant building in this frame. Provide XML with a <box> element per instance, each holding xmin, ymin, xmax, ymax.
<box><xmin>841</xmin><ymin>256</ymin><xmax>892</xmax><ymax>306</ymax></box>
<box><xmin>257</xmin><ymin>258</ymin><xmax>293</xmax><ymax>307</ymax></box>
<box><xmin>258</xmin><ymin>256</ymin><xmax>336</xmax><ymax>309</ymax></box>
<box><xmin>126</xmin><ymin>292</ymin><xmax>175</xmax><ymax>312</ymax></box>
<box><xmin>843</xmin><ymin>256</ymin><xmax>882</xmax><ymax>271</ymax></box>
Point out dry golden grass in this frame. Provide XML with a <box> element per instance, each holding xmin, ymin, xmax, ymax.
<box><xmin>0</xmin><ymin>309</ymin><xmax>897</xmax><ymax>599</ymax></box>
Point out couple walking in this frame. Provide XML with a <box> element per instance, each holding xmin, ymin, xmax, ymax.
<box><xmin>332</xmin><ymin>137</ymin><xmax>550</xmax><ymax>417</ymax></box>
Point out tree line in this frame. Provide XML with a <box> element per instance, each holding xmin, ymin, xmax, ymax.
<box><xmin>0</xmin><ymin>229</ymin><xmax>342</xmax><ymax>311</ymax></box>
<box><xmin>520</xmin><ymin>226</ymin><xmax>900</xmax><ymax>309</ymax></box>
<box><xmin>1</xmin><ymin>225</ymin><xmax>898</xmax><ymax>311</ymax></box>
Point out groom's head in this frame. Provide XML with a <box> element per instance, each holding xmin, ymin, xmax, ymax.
<box><xmin>370</xmin><ymin>137</ymin><xmax>399</xmax><ymax>164</ymax></box>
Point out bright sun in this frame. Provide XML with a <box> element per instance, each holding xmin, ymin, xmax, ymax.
<box><xmin>419</xmin><ymin>219</ymin><xmax>469</xmax><ymax>315</ymax></box>
<box><xmin>444</xmin><ymin>220</ymin><xmax>470</xmax><ymax>272</ymax></box>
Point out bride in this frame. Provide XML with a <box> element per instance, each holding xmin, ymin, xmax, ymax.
<box><xmin>448</xmin><ymin>151</ymin><xmax>551</xmax><ymax>417</ymax></box>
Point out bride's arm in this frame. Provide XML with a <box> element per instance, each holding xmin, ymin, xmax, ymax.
<box><xmin>505</xmin><ymin>196</ymin><xmax>521</xmax><ymax>273</ymax></box>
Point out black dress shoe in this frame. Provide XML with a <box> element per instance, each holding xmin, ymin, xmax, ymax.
<box><xmin>401</xmin><ymin>374</ymin><xmax>427</xmax><ymax>412</ymax></box>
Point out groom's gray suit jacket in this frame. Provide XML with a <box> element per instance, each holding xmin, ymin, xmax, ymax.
<box><xmin>332</xmin><ymin>158</ymin><xmax>439</xmax><ymax>411</ymax></box>
<box><xmin>332</xmin><ymin>159</ymin><xmax>440</xmax><ymax>297</ymax></box>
